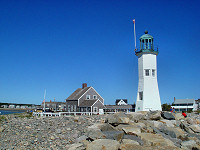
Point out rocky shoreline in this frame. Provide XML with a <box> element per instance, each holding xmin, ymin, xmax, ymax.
<box><xmin>0</xmin><ymin>111</ymin><xmax>200</xmax><ymax>150</ymax></box>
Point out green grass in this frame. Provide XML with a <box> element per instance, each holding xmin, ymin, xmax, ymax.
<box><xmin>0</xmin><ymin>115</ymin><xmax>7</xmax><ymax>122</ymax></box>
<box><xmin>14</xmin><ymin>112</ymin><xmax>33</xmax><ymax>118</ymax></box>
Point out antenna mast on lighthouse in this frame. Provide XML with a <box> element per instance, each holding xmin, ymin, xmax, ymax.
<box><xmin>133</xmin><ymin>19</ymin><xmax>137</xmax><ymax>51</ymax></box>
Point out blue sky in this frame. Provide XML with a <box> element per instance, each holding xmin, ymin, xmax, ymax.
<box><xmin>0</xmin><ymin>0</ymin><xmax>200</xmax><ymax>105</ymax></box>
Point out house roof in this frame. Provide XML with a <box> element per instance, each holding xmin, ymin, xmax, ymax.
<box><xmin>105</xmin><ymin>105</ymin><xmax>133</xmax><ymax>109</ymax></box>
<box><xmin>174</xmin><ymin>99</ymin><xmax>195</xmax><ymax>104</ymax></box>
<box><xmin>79</xmin><ymin>100</ymin><xmax>97</xmax><ymax>107</ymax></box>
<box><xmin>66</xmin><ymin>87</ymin><xmax>91</xmax><ymax>100</ymax></box>
<box><xmin>116</xmin><ymin>99</ymin><xmax>128</xmax><ymax>104</ymax></box>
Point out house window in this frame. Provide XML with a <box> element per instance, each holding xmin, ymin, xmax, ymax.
<box><xmin>145</xmin><ymin>69</ymin><xmax>150</xmax><ymax>76</ymax></box>
<box><xmin>86</xmin><ymin>95</ymin><xmax>90</xmax><ymax>99</ymax></box>
<box><xmin>139</xmin><ymin>92</ymin><xmax>143</xmax><ymax>100</ymax></box>
<box><xmin>68</xmin><ymin>105</ymin><xmax>70</xmax><ymax>111</ymax></box>
<box><xmin>152</xmin><ymin>69</ymin><xmax>155</xmax><ymax>77</ymax></box>
<box><xmin>93</xmin><ymin>95</ymin><xmax>97</xmax><ymax>99</ymax></box>
<box><xmin>93</xmin><ymin>107</ymin><xmax>98</xmax><ymax>112</ymax></box>
<box><xmin>74</xmin><ymin>105</ymin><xmax>76</xmax><ymax>111</ymax></box>
<box><xmin>81</xmin><ymin>108</ymin><xmax>84</xmax><ymax>112</ymax></box>
<box><xmin>71</xmin><ymin>105</ymin><xmax>73</xmax><ymax>112</ymax></box>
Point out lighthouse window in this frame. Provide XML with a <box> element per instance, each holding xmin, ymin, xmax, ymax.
<box><xmin>145</xmin><ymin>69</ymin><xmax>150</xmax><ymax>76</ymax></box>
<box><xmin>145</xmin><ymin>39</ymin><xmax>148</xmax><ymax>49</ymax></box>
<box><xmin>139</xmin><ymin>92</ymin><xmax>143</xmax><ymax>100</ymax></box>
<box><xmin>152</xmin><ymin>69</ymin><xmax>155</xmax><ymax>77</ymax></box>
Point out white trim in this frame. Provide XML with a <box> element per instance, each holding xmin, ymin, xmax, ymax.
<box><xmin>91</xmin><ymin>99</ymin><xmax>106</xmax><ymax>108</ymax></box>
<box><xmin>91</xmin><ymin>87</ymin><xmax>104</xmax><ymax>104</ymax></box>
<box><xmin>117</xmin><ymin>99</ymin><xmax>128</xmax><ymax>105</ymax></box>
<box><xmin>78</xmin><ymin>87</ymin><xmax>92</xmax><ymax>106</ymax></box>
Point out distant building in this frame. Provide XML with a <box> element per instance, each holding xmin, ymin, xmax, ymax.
<box><xmin>41</xmin><ymin>100</ymin><xmax>66</xmax><ymax>111</ymax></box>
<box><xmin>194</xmin><ymin>99</ymin><xmax>200</xmax><ymax>111</ymax></box>
<box><xmin>104</xmin><ymin>104</ymin><xmax>135</xmax><ymax>113</ymax></box>
<box><xmin>66</xmin><ymin>83</ymin><xmax>105</xmax><ymax>113</ymax></box>
<box><xmin>115</xmin><ymin>99</ymin><xmax>128</xmax><ymax>105</ymax></box>
<box><xmin>173</xmin><ymin>98</ymin><xmax>195</xmax><ymax>112</ymax></box>
<box><xmin>9</xmin><ymin>105</ymin><xmax>15</xmax><ymax>108</ymax></box>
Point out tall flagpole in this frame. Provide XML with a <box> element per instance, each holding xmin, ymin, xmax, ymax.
<box><xmin>133</xmin><ymin>19</ymin><xmax>137</xmax><ymax>50</ymax></box>
<box><xmin>43</xmin><ymin>89</ymin><xmax>46</xmax><ymax>112</ymax></box>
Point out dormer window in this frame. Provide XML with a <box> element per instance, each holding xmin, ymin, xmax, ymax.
<box><xmin>93</xmin><ymin>95</ymin><xmax>97</xmax><ymax>99</ymax></box>
<box><xmin>86</xmin><ymin>95</ymin><xmax>90</xmax><ymax>99</ymax></box>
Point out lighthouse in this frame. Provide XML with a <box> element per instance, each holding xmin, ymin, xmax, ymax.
<box><xmin>135</xmin><ymin>31</ymin><xmax>162</xmax><ymax>111</ymax></box>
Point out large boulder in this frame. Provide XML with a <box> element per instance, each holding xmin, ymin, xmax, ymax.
<box><xmin>121</xmin><ymin>139</ymin><xmax>140</xmax><ymax>145</ymax></box>
<box><xmin>120</xmin><ymin>143</ymin><xmax>148</xmax><ymax>150</ymax></box>
<box><xmin>122</xmin><ymin>126</ymin><xmax>141</xmax><ymax>136</ymax></box>
<box><xmin>102</xmin><ymin>130</ymin><xmax>124</xmax><ymax>141</ymax></box>
<box><xmin>137</xmin><ymin>133</ymin><xmax>176</xmax><ymax>147</ymax></box>
<box><xmin>68</xmin><ymin>143</ymin><xmax>85</xmax><ymax>150</ymax></box>
<box><xmin>161</xmin><ymin>120</ymin><xmax>176</xmax><ymax>127</ymax></box>
<box><xmin>189</xmin><ymin>124</ymin><xmax>200</xmax><ymax>133</ymax></box>
<box><xmin>106</xmin><ymin>112</ymin><xmax>130</xmax><ymax>125</ymax></box>
<box><xmin>147</xmin><ymin>111</ymin><xmax>161</xmax><ymax>120</ymax></box>
<box><xmin>173</xmin><ymin>113</ymin><xmax>185</xmax><ymax>120</ymax></box>
<box><xmin>84</xmin><ymin>129</ymin><xmax>106</xmax><ymax>140</ymax></box>
<box><xmin>86</xmin><ymin>139</ymin><xmax>120</xmax><ymax>150</ymax></box>
<box><xmin>181</xmin><ymin>140</ymin><xmax>200</xmax><ymax>150</ymax></box>
<box><xmin>149</xmin><ymin>121</ymin><xmax>164</xmax><ymax>128</ymax></box>
<box><xmin>186</xmin><ymin>118</ymin><xmax>199</xmax><ymax>125</ymax></box>
<box><xmin>127</xmin><ymin>112</ymin><xmax>146</xmax><ymax>122</ymax></box>
<box><xmin>100</xmin><ymin>123</ymin><xmax>116</xmax><ymax>131</ymax></box>
<box><xmin>180</xmin><ymin>122</ymin><xmax>194</xmax><ymax>134</ymax></box>
<box><xmin>159</xmin><ymin>127</ymin><xmax>186</xmax><ymax>139</ymax></box>
<box><xmin>123</xmin><ymin>134</ymin><xmax>144</xmax><ymax>145</ymax></box>
<box><xmin>75</xmin><ymin>135</ymin><xmax>88</xmax><ymax>143</ymax></box>
<box><xmin>161</xmin><ymin>112</ymin><xmax>175</xmax><ymax>120</ymax></box>
<box><xmin>87</xmin><ymin>123</ymin><xmax>104</xmax><ymax>130</ymax></box>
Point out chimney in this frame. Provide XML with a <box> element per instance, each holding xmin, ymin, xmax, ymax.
<box><xmin>174</xmin><ymin>97</ymin><xmax>176</xmax><ymax>101</ymax></box>
<box><xmin>82</xmin><ymin>83</ymin><xmax>87</xmax><ymax>89</ymax></box>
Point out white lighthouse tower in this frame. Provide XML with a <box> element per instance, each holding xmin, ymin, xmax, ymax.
<box><xmin>135</xmin><ymin>31</ymin><xmax>162</xmax><ymax>111</ymax></box>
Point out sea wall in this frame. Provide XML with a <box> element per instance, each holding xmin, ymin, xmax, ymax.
<box><xmin>0</xmin><ymin>111</ymin><xmax>200</xmax><ymax>150</ymax></box>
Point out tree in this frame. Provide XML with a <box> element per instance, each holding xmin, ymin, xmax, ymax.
<box><xmin>162</xmin><ymin>103</ymin><xmax>171</xmax><ymax>111</ymax></box>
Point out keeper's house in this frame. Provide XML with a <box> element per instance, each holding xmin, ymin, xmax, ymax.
<box><xmin>66</xmin><ymin>83</ymin><xmax>105</xmax><ymax>113</ymax></box>
<box><xmin>173</xmin><ymin>98</ymin><xmax>195</xmax><ymax>112</ymax></box>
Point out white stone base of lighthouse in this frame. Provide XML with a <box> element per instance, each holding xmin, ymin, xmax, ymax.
<box><xmin>135</xmin><ymin>54</ymin><xmax>162</xmax><ymax>111</ymax></box>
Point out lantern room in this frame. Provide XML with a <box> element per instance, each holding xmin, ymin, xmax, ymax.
<box><xmin>135</xmin><ymin>31</ymin><xmax>158</xmax><ymax>56</ymax></box>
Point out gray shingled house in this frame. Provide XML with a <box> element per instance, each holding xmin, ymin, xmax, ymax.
<box><xmin>66</xmin><ymin>83</ymin><xmax>105</xmax><ymax>113</ymax></box>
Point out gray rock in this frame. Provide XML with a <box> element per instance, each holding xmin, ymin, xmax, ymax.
<box><xmin>159</xmin><ymin>126</ymin><xmax>186</xmax><ymax>139</ymax></box>
<box><xmin>147</xmin><ymin>111</ymin><xmax>161</xmax><ymax>120</ymax></box>
<box><xmin>56</xmin><ymin>129</ymin><xmax>61</xmax><ymax>134</ymax></box>
<box><xmin>122</xmin><ymin>125</ymin><xmax>141</xmax><ymax>136</ymax></box>
<box><xmin>75</xmin><ymin>135</ymin><xmax>88</xmax><ymax>143</ymax></box>
<box><xmin>127</xmin><ymin>112</ymin><xmax>146</xmax><ymax>122</ymax></box>
<box><xmin>68</xmin><ymin>143</ymin><xmax>85</xmax><ymax>150</ymax></box>
<box><xmin>85</xmin><ymin>129</ymin><xmax>106</xmax><ymax>140</ymax></box>
<box><xmin>137</xmin><ymin>133</ymin><xmax>176</xmax><ymax>147</ymax></box>
<box><xmin>180</xmin><ymin>122</ymin><xmax>194</xmax><ymax>133</ymax></box>
<box><xmin>181</xmin><ymin>140</ymin><xmax>199</xmax><ymax>150</ymax></box>
<box><xmin>100</xmin><ymin>123</ymin><xmax>116</xmax><ymax>131</ymax></box>
<box><xmin>106</xmin><ymin>112</ymin><xmax>129</xmax><ymax>124</ymax></box>
<box><xmin>189</xmin><ymin>125</ymin><xmax>200</xmax><ymax>133</ymax></box>
<box><xmin>123</xmin><ymin>134</ymin><xmax>144</xmax><ymax>145</ymax></box>
<box><xmin>121</xmin><ymin>139</ymin><xmax>140</xmax><ymax>145</ymax></box>
<box><xmin>161</xmin><ymin>112</ymin><xmax>175</xmax><ymax>120</ymax></box>
<box><xmin>102</xmin><ymin>130</ymin><xmax>124</xmax><ymax>141</ymax></box>
<box><xmin>86</xmin><ymin>139</ymin><xmax>120</xmax><ymax>150</ymax></box>
<box><xmin>161</xmin><ymin>119</ymin><xmax>176</xmax><ymax>127</ymax></box>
